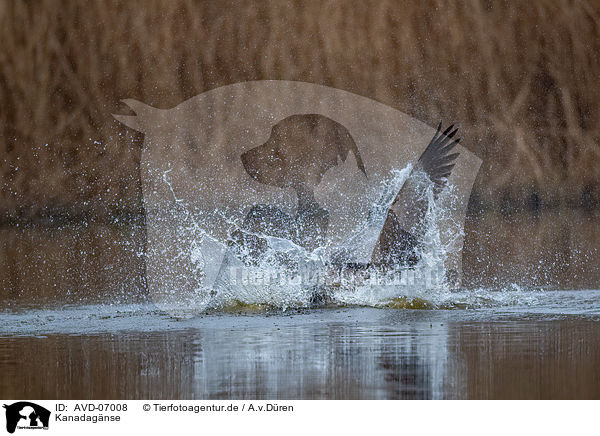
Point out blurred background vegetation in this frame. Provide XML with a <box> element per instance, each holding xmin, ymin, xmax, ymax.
<box><xmin>1</xmin><ymin>0</ymin><xmax>599</xmax><ymax>295</ymax></box>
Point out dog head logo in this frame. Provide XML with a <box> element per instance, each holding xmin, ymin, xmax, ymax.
<box><xmin>3</xmin><ymin>402</ymin><xmax>50</xmax><ymax>433</ymax></box>
<box><xmin>241</xmin><ymin>113</ymin><xmax>366</xmax><ymax>201</ymax></box>
<box><xmin>114</xmin><ymin>81</ymin><xmax>481</xmax><ymax>313</ymax></box>
<box><xmin>239</xmin><ymin>113</ymin><xmax>367</xmax><ymax>249</ymax></box>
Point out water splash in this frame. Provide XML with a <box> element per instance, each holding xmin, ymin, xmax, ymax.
<box><xmin>148</xmin><ymin>164</ymin><xmax>473</xmax><ymax>314</ymax></box>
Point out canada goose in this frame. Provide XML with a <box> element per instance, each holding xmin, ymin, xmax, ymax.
<box><xmin>233</xmin><ymin>115</ymin><xmax>459</xmax><ymax>270</ymax></box>
<box><xmin>372</xmin><ymin>122</ymin><xmax>460</xmax><ymax>268</ymax></box>
<box><xmin>112</xmin><ymin>81</ymin><xmax>479</xmax><ymax>308</ymax></box>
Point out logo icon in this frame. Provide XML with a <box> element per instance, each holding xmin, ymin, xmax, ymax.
<box><xmin>113</xmin><ymin>81</ymin><xmax>481</xmax><ymax>314</ymax></box>
<box><xmin>3</xmin><ymin>402</ymin><xmax>50</xmax><ymax>434</ymax></box>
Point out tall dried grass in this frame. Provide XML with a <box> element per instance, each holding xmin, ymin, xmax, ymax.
<box><xmin>1</xmin><ymin>0</ymin><xmax>600</xmax><ymax>220</ymax></box>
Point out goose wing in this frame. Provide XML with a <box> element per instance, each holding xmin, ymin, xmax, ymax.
<box><xmin>371</xmin><ymin>123</ymin><xmax>461</xmax><ymax>267</ymax></box>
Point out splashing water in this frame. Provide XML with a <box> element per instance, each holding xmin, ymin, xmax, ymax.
<box><xmin>150</xmin><ymin>164</ymin><xmax>472</xmax><ymax>314</ymax></box>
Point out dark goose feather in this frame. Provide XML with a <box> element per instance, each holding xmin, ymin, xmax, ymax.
<box><xmin>371</xmin><ymin>122</ymin><xmax>461</xmax><ymax>268</ymax></box>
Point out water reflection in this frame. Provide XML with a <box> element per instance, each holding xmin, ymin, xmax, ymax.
<box><xmin>1</xmin><ymin>209</ymin><xmax>599</xmax><ymax>399</ymax></box>
<box><xmin>193</xmin><ymin>323</ymin><xmax>443</xmax><ymax>399</ymax></box>
<box><xmin>449</xmin><ymin>320</ymin><xmax>600</xmax><ymax>399</ymax></box>
<box><xmin>1</xmin><ymin>313</ymin><xmax>598</xmax><ymax>399</ymax></box>
<box><xmin>0</xmin><ymin>223</ymin><xmax>146</xmax><ymax>305</ymax></box>
<box><xmin>463</xmin><ymin>210</ymin><xmax>600</xmax><ymax>288</ymax></box>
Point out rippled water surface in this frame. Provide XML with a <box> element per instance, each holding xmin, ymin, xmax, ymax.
<box><xmin>1</xmin><ymin>289</ymin><xmax>599</xmax><ymax>399</ymax></box>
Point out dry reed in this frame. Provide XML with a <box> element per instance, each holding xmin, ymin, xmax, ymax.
<box><xmin>1</xmin><ymin>0</ymin><xmax>600</xmax><ymax>220</ymax></box>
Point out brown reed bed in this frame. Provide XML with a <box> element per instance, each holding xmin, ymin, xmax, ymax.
<box><xmin>1</xmin><ymin>0</ymin><xmax>600</xmax><ymax>221</ymax></box>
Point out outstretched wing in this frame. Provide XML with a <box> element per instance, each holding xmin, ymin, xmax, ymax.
<box><xmin>371</xmin><ymin>122</ymin><xmax>461</xmax><ymax>267</ymax></box>
<box><xmin>415</xmin><ymin>122</ymin><xmax>460</xmax><ymax>195</ymax></box>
